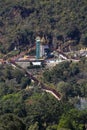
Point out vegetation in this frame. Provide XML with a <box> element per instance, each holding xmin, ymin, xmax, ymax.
<box><xmin>0</xmin><ymin>0</ymin><xmax>87</xmax><ymax>54</ymax></box>
<box><xmin>0</xmin><ymin>114</ymin><xmax>25</xmax><ymax>130</ymax></box>
<box><xmin>0</xmin><ymin>0</ymin><xmax>87</xmax><ymax>130</ymax></box>
<box><xmin>43</xmin><ymin>59</ymin><xmax>87</xmax><ymax>98</ymax></box>
<box><xmin>0</xmin><ymin>59</ymin><xmax>87</xmax><ymax>129</ymax></box>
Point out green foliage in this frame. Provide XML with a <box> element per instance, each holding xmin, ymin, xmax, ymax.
<box><xmin>46</xmin><ymin>124</ymin><xmax>57</xmax><ymax>130</ymax></box>
<box><xmin>28</xmin><ymin>122</ymin><xmax>39</xmax><ymax>130</ymax></box>
<box><xmin>0</xmin><ymin>114</ymin><xmax>26</xmax><ymax>130</ymax></box>
<box><xmin>21</xmin><ymin>77</ymin><xmax>31</xmax><ymax>89</ymax></box>
<box><xmin>0</xmin><ymin>61</ymin><xmax>87</xmax><ymax>130</ymax></box>
<box><xmin>12</xmin><ymin>69</ymin><xmax>24</xmax><ymax>84</ymax></box>
<box><xmin>43</xmin><ymin>60</ymin><xmax>87</xmax><ymax>99</ymax></box>
<box><xmin>25</xmin><ymin>93</ymin><xmax>73</xmax><ymax>129</ymax></box>
<box><xmin>2</xmin><ymin>65</ymin><xmax>13</xmax><ymax>80</ymax></box>
<box><xmin>0</xmin><ymin>0</ymin><xmax>87</xmax><ymax>54</ymax></box>
<box><xmin>43</xmin><ymin>61</ymin><xmax>79</xmax><ymax>83</ymax></box>
<box><xmin>80</xmin><ymin>33</ymin><xmax>87</xmax><ymax>46</ymax></box>
<box><xmin>58</xmin><ymin>109</ymin><xmax>87</xmax><ymax>130</ymax></box>
<box><xmin>0</xmin><ymin>53</ymin><xmax>87</xmax><ymax>130</ymax></box>
<box><xmin>1</xmin><ymin>92</ymin><xmax>21</xmax><ymax>102</ymax></box>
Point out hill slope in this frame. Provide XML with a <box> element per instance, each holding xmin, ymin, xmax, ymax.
<box><xmin>0</xmin><ymin>0</ymin><xmax>87</xmax><ymax>53</ymax></box>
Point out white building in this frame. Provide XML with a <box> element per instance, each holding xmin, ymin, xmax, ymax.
<box><xmin>40</xmin><ymin>36</ymin><xmax>49</xmax><ymax>58</ymax></box>
<box><xmin>40</xmin><ymin>44</ymin><xmax>49</xmax><ymax>57</ymax></box>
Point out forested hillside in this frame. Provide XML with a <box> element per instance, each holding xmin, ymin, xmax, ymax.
<box><xmin>0</xmin><ymin>1</ymin><xmax>87</xmax><ymax>130</ymax></box>
<box><xmin>0</xmin><ymin>59</ymin><xmax>87</xmax><ymax>130</ymax></box>
<box><xmin>0</xmin><ymin>0</ymin><xmax>87</xmax><ymax>53</ymax></box>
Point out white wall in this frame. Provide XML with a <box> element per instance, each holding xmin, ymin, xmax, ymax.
<box><xmin>40</xmin><ymin>44</ymin><xmax>49</xmax><ymax>57</ymax></box>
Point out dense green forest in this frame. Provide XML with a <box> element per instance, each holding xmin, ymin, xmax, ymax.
<box><xmin>0</xmin><ymin>0</ymin><xmax>87</xmax><ymax>53</ymax></box>
<box><xmin>0</xmin><ymin>0</ymin><xmax>87</xmax><ymax>130</ymax></box>
<box><xmin>0</xmin><ymin>59</ymin><xmax>87</xmax><ymax>130</ymax></box>
<box><xmin>43</xmin><ymin>59</ymin><xmax>87</xmax><ymax>98</ymax></box>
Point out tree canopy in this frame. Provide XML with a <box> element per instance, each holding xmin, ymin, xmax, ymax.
<box><xmin>0</xmin><ymin>0</ymin><xmax>87</xmax><ymax>53</ymax></box>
